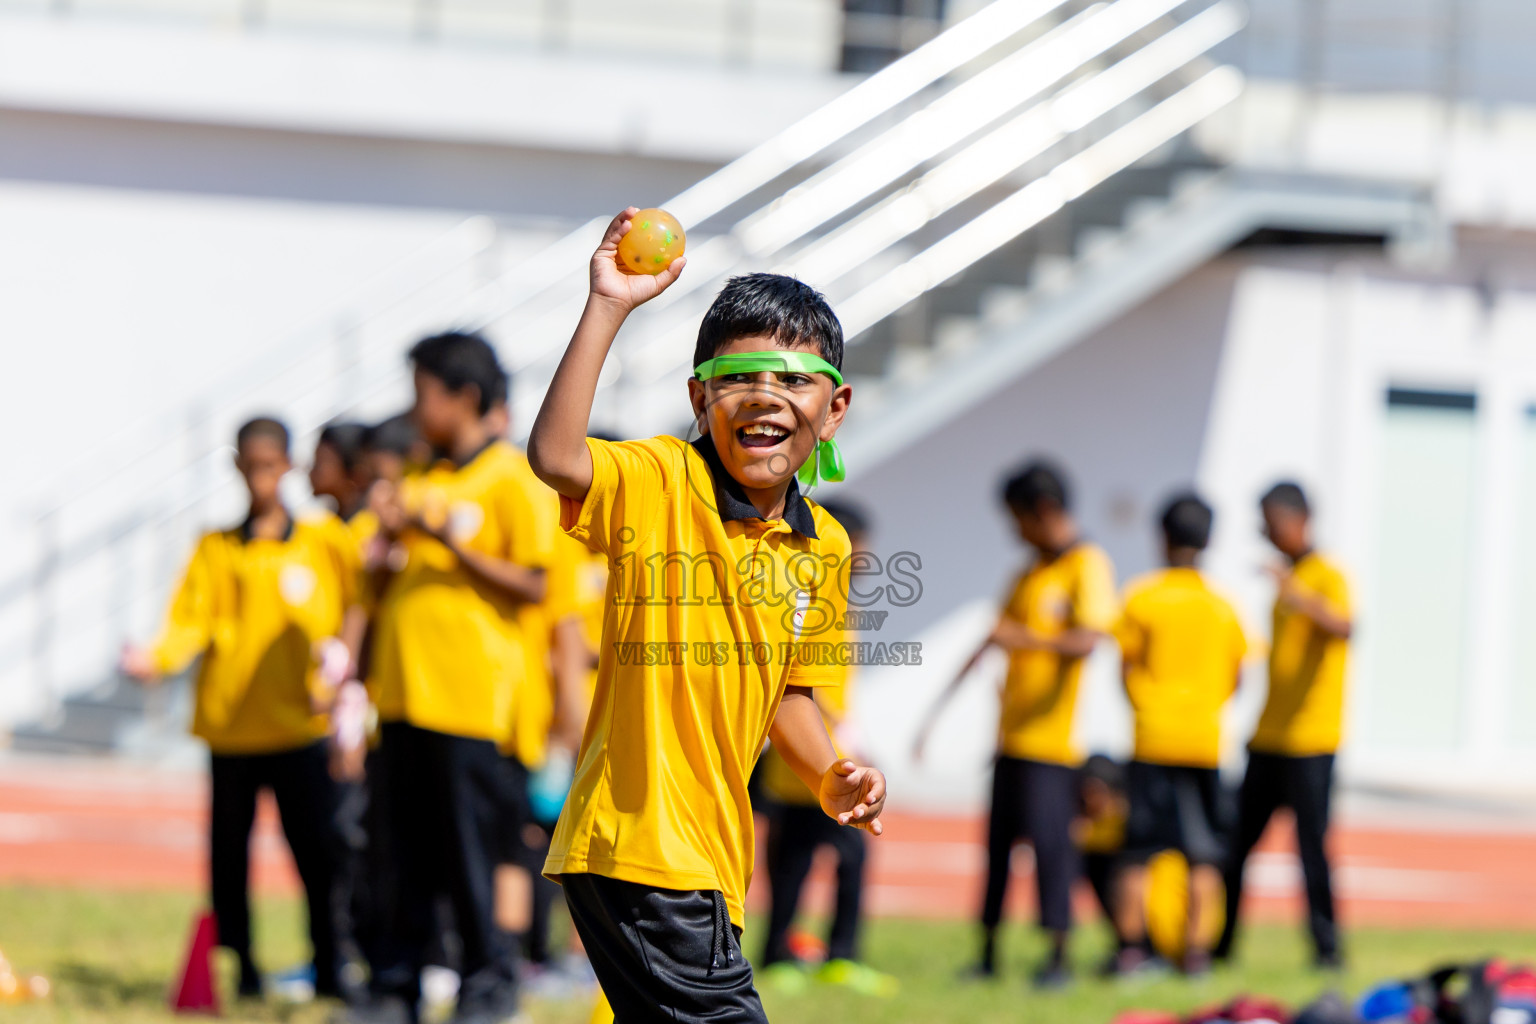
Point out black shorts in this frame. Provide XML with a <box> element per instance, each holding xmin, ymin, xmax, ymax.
<box><xmin>561</xmin><ymin>872</ymin><xmax>766</xmax><ymax>1024</ymax></box>
<box><xmin>495</xmin><ymin>755</ymin><xmax>532</xmax><ymax>865</ymax></box>
<box><xmin>1124</xmin><ymin>760</ymin><xmax>1226</xmax><ymax>866</ymax></box>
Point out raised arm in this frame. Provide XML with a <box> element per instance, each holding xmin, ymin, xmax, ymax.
<box><xmin>121</xmin><ymin>537</ymin><xmax>217</xmax><ymax>684</ymax></box>
<box><xmin>528</xmin><ymin>208</ymin><xmax>685</xmax><ymax>499</ymax></box>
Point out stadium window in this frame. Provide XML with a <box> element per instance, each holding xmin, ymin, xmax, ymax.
<box><xmin>1366</xmin><ymin>386</ymin><xmax>1477</xmax><ymax>754</ymax></box>
<box><xmin>1509</xmin><ymin>405</ymin><xmax>1536</xmax><ymax>749</ymax></box>
<box><xmin>840</xmin><ymin>0</ymin><xmax>947</xmax><ymax>73</ymax></box>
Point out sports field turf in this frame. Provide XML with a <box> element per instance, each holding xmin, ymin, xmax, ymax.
<box><xmin>3</xmin><ymin>885</ymin><xmax>1534</xmax><ymax>1024</ymax></box>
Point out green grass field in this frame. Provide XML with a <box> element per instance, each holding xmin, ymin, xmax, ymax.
<box><xmin>2</xmin><ymin>885</ymin><xmax>1533</xmax><ymax>1024</ymax></box>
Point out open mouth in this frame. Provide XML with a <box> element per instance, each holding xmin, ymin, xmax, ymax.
<box><xmin>736</xmin><ymin>422</ymin><xmax>791</xmax><ymax>450</ymax></box>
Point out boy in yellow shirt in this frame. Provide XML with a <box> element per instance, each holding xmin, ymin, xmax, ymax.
<box><xmin>122</xmin><ymin>417</ymin><xmax>359</xmax><ymax>999</ymax></box>
<box><xmin>353</xmin><ymin>332</ymin><xmax>555</xmax><ymax>1024</ymax></box>
<box><xmin>527</xmin><ymin>208</ymin><xmax>886</xmax><ymax>1023</ymax></box>
<box><xmin>914</xmin><ymin>460</ymin><xmax>1116</xmax><ymax>989</ymax></box>
<box><xmin>1216</xmin><ymin>481</ymin><xmax>1352</xmax><ymax>970</ymax></box>
<box><xmin>1112</xmin><ymin>493</ymin><xmax>1247</xmax><ymax>977</ymax></box>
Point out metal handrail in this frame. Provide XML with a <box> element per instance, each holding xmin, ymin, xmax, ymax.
<box><xmin>618</xmin><ymin>0</ymin><xmax>1247</xmax><ymax>386</ymax></box>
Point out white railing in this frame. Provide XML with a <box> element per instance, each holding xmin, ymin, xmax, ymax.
<box><xmin>0</xmin><ymin>0</ymin><xmax>1244</xmax><ymax>731</ymax></box>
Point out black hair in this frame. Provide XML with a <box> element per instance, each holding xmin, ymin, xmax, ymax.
<box><xmin>692</xmin><ymin>273</ymin><xmax>844</xmax><ymax>370</ymax></box>
<box><xmin>316</xmin><ymin>421</ymin><xmax>369</xmax><ymax>473</ymax></box>
<box><xmin>363</xmin><ymin>413</ymin><xmax>419</xmax><ymax>457</ymax></box>
<box><xmin>588</xmin><ymin>430</ymin><xmax>625</xmax><ymax>443</ymax></box>
<box><xmin>236</xmin><ymin>416</ymin><xmax>290</xmax><ymax>454</ymax></box>
<box><xmin>815</xmin><ymin>498</ymin><xmax>871</xmax><ymax>540</ymax></box>
<box><xmin>1161</xmin><ymin>492</ymin><xmax>1214</xmax><ymax>550</ymax></box>
<box><xmin>408</xmin><ymin>331</ymin><xmax>507</xmax><ymax>416</ymax></box>
<box><xmin>487</xmin><ymin>366</ymin><xmax>510</xmax><ymax>410</ymax></box>
<box><xmin>1001</xmin><ymin>459</ymin><xmax>1071</xmax><ymax>515</ymax></box>
<box><xmin>1261</xmin><ymin>480</ymin><xmax>1310</xmax><ymax>516</ymax></box>
<box><xmin>1080</xmin><ymin>754</ymin><xmax>1125</xmax><ymax>793</ymax></box>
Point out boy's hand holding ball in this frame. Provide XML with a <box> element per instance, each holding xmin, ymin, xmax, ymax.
<box><xmin>590</xmin><ymin>207</ymin><xmax>686</xmax><ymax>313</ymax></box>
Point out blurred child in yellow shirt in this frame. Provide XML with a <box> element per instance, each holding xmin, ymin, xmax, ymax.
<box><xmin>1216</xmin><ymin>481</ymin><xmax>1352</xmax><ymax>970</ymax></box>
<box><xmin>122</xmin><ymin>417</ymin><xmax>360</xmax><ymax>999</ymax></box>
<box><xmin>1111</xmin><ymin>493</ymin><xmax>1247</xmax><ymax>977</ymax></box>
<box><xmin>914</xmin><ymin>460</ymin><xmax>1117</xmax><ymax>989</ymax></box>
<box><xmin>350</xmin><ymin>333</ymin><xmax>554</xmax><ymax>1024</ymax></box>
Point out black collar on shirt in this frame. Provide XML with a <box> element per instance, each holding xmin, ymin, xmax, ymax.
<box><xmin>689</xmin><ymin>435</ymin><xmax>819</xmax><ymax>539</ymax></box>
<box><xmin>238</xmin><ymin>510</ymin><xmax>294</xmax><ymax>543</ymax></box>
<box><xmin>433</xmin><ymin>436</ymin><xmax>500</xmax><ymax>470</ymax></box>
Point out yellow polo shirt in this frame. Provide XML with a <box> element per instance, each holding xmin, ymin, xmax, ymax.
<box><xmin>1251</xmin><ymin>552</ymin><xmax>1352</xmax><ymax>756</ymax></box>
<box><xmin>998</xmin><ymin>542</ymin><xmax>1117</xmax><ymax>765</ymax></box>
<box><xmin>1114</xmin><ymin>567</ymin><xmax>1248</xmax><ymax>768</ymax></box>
<box><xmin>544</xmin><ymin>436</ymin><xmax>850</xmax><ymax>928</ymax></box>
<box><xmin>369</xmin><ymin>440</ymin><xmax>556</xmax><ymax>743</ymax></box>
<box><xmin>346</xmin><ymin>507</ymin><xmax>380</xmax><ymax>554</ymax></box>
<box><xmin>149</xmin><ymin>511</ymin><xmax>359</xmax><ymax>755</ymax></box>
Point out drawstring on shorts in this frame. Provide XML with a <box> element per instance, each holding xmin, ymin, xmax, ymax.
<box><xmin>709</xmin><ymin>891</ymin><xmax>734</xmax><ymax>971</ymax></box>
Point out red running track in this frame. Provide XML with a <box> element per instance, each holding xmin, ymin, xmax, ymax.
<box><xmin>1</xmin><ymin>758</ymin><xmax>1532</xmax><ymax>928</ymax></box>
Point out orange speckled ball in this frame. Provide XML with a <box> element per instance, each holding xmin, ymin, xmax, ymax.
<box><xmin>617</xmin><ymin>208</ymin><xmax>686</xmax><ymax>275</ymax></box>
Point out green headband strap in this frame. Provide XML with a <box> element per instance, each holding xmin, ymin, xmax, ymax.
<box><xmin>692</xmin><ymin>351</ymin><xmax>843</xmax><ymax>387</ymax></box>
<box><xmin>692</xmin><ymin>351</ymin><xmax>847</xmax><ymax>491</ymax></box>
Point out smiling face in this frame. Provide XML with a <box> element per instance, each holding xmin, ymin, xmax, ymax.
<box><xmin>687</xmin><ymin>334</ymin><xmax>852</xmax><ymax>499</ymax></box>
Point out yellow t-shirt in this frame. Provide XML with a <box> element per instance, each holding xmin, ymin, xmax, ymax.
<box><xmin>150</xmin><ymin>512</ymin><xmax>359</xmax><ymax>755</ymax></box>
<box><xmin>998</xmin><ymin>542</ymin><xmax>1118</xmax><ymax>765</ymax></box>
<box><xmin>1114</xmin><ymin>567</ymin><xmax>1248</xmax><ymax>768</ymax></box>
<box><xmin>369</xmin><ymin>440</ymin><xmax>557</xmax><ymax>743</ymax></box>
<box><xmin>346</xmin><ymin>508</ymin><xmax>380</xmax><ymax>554</ymax></box>
<box><xmin>1251</xmin><ymin>552</ymin><xmax>1352</xmax><ymax>756</ymax></box>
<box><xmin>500</xmin><ymin>450</ymin><xmax>566</xmax><ymax>768</ymax></box>
<box><xmin>544</xmin><ymin>436</ymin><xmax>850</xmax><ymax>928</ymax></box>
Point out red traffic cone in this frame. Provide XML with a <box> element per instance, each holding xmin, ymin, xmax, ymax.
<box><xmin>170</xmin><ymin>910</ymin><xmax>220</xmax><ymax>1015</ymax></box>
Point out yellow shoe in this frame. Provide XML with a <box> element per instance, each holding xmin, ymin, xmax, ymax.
<box><xmin>757</xmin><ymin>961</ymin><xmax>809</xmax><ymax>996</ymax></box>
<box><xmin>814</xmin><ymin>959</ymin><xmax>899</xmax><ymax>998</ymax></box>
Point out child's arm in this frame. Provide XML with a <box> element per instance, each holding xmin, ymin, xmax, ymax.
<box><xmin>382</xmin><ymin>487</ymin><xmax>549</xmax><ymax>604</ymax></box>
<box><xmin>771</xmin><ymin>687</ymin><xmax>886</xmax><ymax>835</ymax></box>
<box><xmin>121</xmin><ymin>537</ymin><xmax>217</xmax><ymax>684</ymax></box>
<box><xmin>435</xmin><ymin>539</ymin><xmax>547</xmax><ymax>604</ymax></box>
<box><xmin>528</xmin><ymin>208</ymin><xmax>685</xmax><ymax>499</ymax></box>
<box><xmin>1001</xmin><ymin>547</ymin><xmax>1116</xmax><ymax>659</ymax></box>
<box><xmin>989</xmin><ymin>617</ymin><xmax>1101</xmax><ymax>658</ymax></box>
<box><xmin>550</xmin><ymin>616</ymin><xmax>594</xmax><ymax>752</ymax></box>
<box><xmin>1272</xmin><ymin>568</ymin><xmax>1353</xmax><ymax>639</ymax></box>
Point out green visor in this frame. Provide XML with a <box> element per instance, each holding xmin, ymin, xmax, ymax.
<box><xmin>692</xmin><ymin>350</ymin><xmax>847</xmax><ymax>490</ymax></box>
<box><xmin>692</xmin><ymin>351</ymin><xmax>843</xmax><ymax>387</ymax></box>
